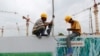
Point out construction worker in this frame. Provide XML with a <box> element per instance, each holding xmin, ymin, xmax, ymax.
<box><xmin>64</xmin><ymin>15</ymin><xmax>81</xmax><ymax>56</ymax></box>
<box><xmin>32</xmin><ymin>13</ymin><xmax>53</xmax><ymax>39</ymax></box>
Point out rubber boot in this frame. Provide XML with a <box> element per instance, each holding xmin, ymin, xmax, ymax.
<box><xmin>67</xmin><ymin>47</ymin><xmax>73</xmax><ymax>55</ymax></box>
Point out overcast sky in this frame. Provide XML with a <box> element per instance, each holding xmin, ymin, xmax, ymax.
<box><xmin>0</xmin><ymin>0</ymin><xmax>100</xmax><ymax>37</ymax></box>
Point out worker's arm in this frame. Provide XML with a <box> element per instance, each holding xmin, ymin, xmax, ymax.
<box><xmin>45</xmin><ymin>20</ymin><xmax>53</xmax><ymax>26</ymax></box>
<box><xmin>67</xmin><ymin>28</ymin><xmax>80</xmax><ymax>31</ymax></box>
<box><xmin>23</xmin><ymin>16</ymin><xmax>27</xmax><ymax>19</ymax></box>
<box><xmin>67</xmin><ymin>21</ymin><xmax>81</xmax><ymax>31</ymax></box>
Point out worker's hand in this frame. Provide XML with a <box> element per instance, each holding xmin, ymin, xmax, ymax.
<box><xmin>49</xmin><ymin>20</ymin><xmax>53</xmax><ymax>25</ymax></box>
<box><xmin>67</xmin><ymin>28</ymin><xmax>71</xmax><ymax>31</ymax></box>
<box><xmin>44</xmin><ymin>24</ymin><xmax>47</xmax><ymax>26</ymax></box>
<box><xmin>22</xmin><ymin>16</ymin><xmax>26</xmax><ymax>19</ymax></box>
<box><xmin>42</xmin><ymin>24</ymin><xmax>48</xmax><ymax>27</ymax></box>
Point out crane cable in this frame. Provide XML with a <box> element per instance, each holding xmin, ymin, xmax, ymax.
<box><xmin>0</xmin><ymin>10</ymin><xmax>17</xmax><ymax>14</ymax></box>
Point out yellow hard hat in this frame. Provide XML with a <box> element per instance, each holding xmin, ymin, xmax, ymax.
<box><xmin>65</xmin><ymin>15</ymin><xmax>72</xmax><ymax>22</ymax></box>
<box><xmin>41</xmin><ymin>13</ymin><xmax>47</xmax><ymax>18</ymax></box>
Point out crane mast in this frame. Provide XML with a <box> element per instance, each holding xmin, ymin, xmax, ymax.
<box><xmin>93</xmin><ymin>0</ymin><xmax>99</xmax><ymax>34</ymax></box>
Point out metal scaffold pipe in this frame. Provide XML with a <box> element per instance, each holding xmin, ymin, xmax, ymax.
<box><xmin>52</xmin><ymin>0</ymin><xmax>55</xmax><ymax>37</ymax></box>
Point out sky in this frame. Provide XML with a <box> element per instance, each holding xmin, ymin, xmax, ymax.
<box><xmin>0</xmin><ymin>0</ymin><xmax>100</xmax><ymax>37</ymax></box>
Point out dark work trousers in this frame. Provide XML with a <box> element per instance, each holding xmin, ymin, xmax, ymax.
<box><xmin>66</xmin><ymin>32</ymin><xmax>80</xmax><ymax>48</ymax></box>
<box><xmin>47</xmin><ymin>23</ymin><xmax>52</xmax><ymax>36</ymax></box>
<box><xmin>32</xmin><ymin>28</ymin><xmax>46</xmax><ymax>37</ymax></box>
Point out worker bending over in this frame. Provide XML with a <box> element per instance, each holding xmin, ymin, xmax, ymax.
<box><xmin>64</xmin><ymin>15</ymin><xmax>81</xmax><ymax>56</ymax></box>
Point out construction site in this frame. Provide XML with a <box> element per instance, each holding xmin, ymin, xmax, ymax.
<box><xmin>0</xmin><ymin>0</ymin><xmax>100</xmax><ymax>56</ymax></box>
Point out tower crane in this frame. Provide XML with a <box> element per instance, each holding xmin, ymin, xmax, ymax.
<box><xmin>22</xmin><ymin>15</ymin><xmax>30</xmax><ymax>36</ymax></box>
<box><xmin>93</xmin><ymin>0</ymin><xmax>99</xmax><ymax>34</ymax></box>
<box><xmin>0</xmin><ymin>10</ymin><xmax>18</xmax><ymax>37</ymax></box>
<box><xmin>0</xmin><ymin>26</ymin><xmax>4</xmax><ymax>37</ymax></box>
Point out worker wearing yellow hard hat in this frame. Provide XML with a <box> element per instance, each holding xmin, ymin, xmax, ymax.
<box><xmin>64</xmin><ymin>15</ymin><xmax>81</xmax><ymax>56</ymax></box>
<box><xmin>41</xmin><ymin>13</ymin><xmax>47</xmax><ymax>22</ymax></box>
<box><xmin>32</xmin><ymin>12</ymin><xmax>53</xmax><ymax>39</ymax></box>
<box><xmin>65</xmin><ymin>15</ymin><xmax>72</xmax><ymax>22</ymax></box>
<box><xmin>41</xmin><ymin>13</ymin><xmax>47</xmax><ymax>18</ymax></box>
